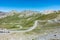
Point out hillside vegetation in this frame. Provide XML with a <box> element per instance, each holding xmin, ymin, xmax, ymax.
<box><xmin>0</xmin><ymin>10</ymin><xmax>60</xmax><ymax>33</ymax></box>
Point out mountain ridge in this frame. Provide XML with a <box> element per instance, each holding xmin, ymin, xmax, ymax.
<box><xmin>0</xmin><ymin>10</ymin><xmax>60</xmax><ymax>32</ymax></box>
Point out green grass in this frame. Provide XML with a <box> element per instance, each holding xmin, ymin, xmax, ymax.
<box><xmin>0</xmin><ymin>11</ymin><xmax>60</xmax><ymax>31</ymax></box>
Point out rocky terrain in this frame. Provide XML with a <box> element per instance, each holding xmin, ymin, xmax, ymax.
<box><xmin>0</xmin><ymin>10</ymin><xmax>60</xmax><ymax>40</ymax></box>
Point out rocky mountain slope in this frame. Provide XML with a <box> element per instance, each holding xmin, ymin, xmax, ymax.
<box><xmin>0</xmin><ymin>10</ymin><xmax>60</xmax><ymax>32</ymax></box>
<box><xmin>0</xmin><ymin>10</ymin><xmax>60</xmax><ymax>40</ymax></box>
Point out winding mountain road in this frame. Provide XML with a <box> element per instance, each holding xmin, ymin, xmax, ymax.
<box><xmin>1</xmin><ymin>19</ymin><xmax>60</xmax><ymax>33</ymax></box>
<box><xmin>10</xmin><ymin>20</ymin><xmax>38</xmax><ymax>33</ymax></box>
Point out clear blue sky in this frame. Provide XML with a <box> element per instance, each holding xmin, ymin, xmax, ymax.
<box><xmin>0</xmin><ymin>0</ymin><xmax>60</xmax><ymax>12</ymax></box>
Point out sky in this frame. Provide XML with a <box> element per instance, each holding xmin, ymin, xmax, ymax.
<box><xmin>0</xmin><ymin>0</ymin><xmax>60</xmax><ymax>12</ymax></box>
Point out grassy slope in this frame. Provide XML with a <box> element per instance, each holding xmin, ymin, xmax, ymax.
<box><xmin>0</xmin><ymin>11</ymin><xmax>60</xmax><ymax>32</ymax></box>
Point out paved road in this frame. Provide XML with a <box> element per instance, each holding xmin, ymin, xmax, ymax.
<box><xmin>10</xmin><ymin>20</ymin><xmax>38</xmax><ymax>33</ymax></box>
<box><xmin>1</xmin><ymin>19</ymin><xmax>60</xmax><ymax>33</ymax></box>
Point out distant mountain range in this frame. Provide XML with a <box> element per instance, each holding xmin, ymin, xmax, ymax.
<box><xmin>0</xmin><ymin>10</ymin><xmax>60</xmax><ymax>32</ymax></box>
<box><xmin>0</xmin><ymin>11</ymin><xmax>7</xmax><ymax>16</ymax></box>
